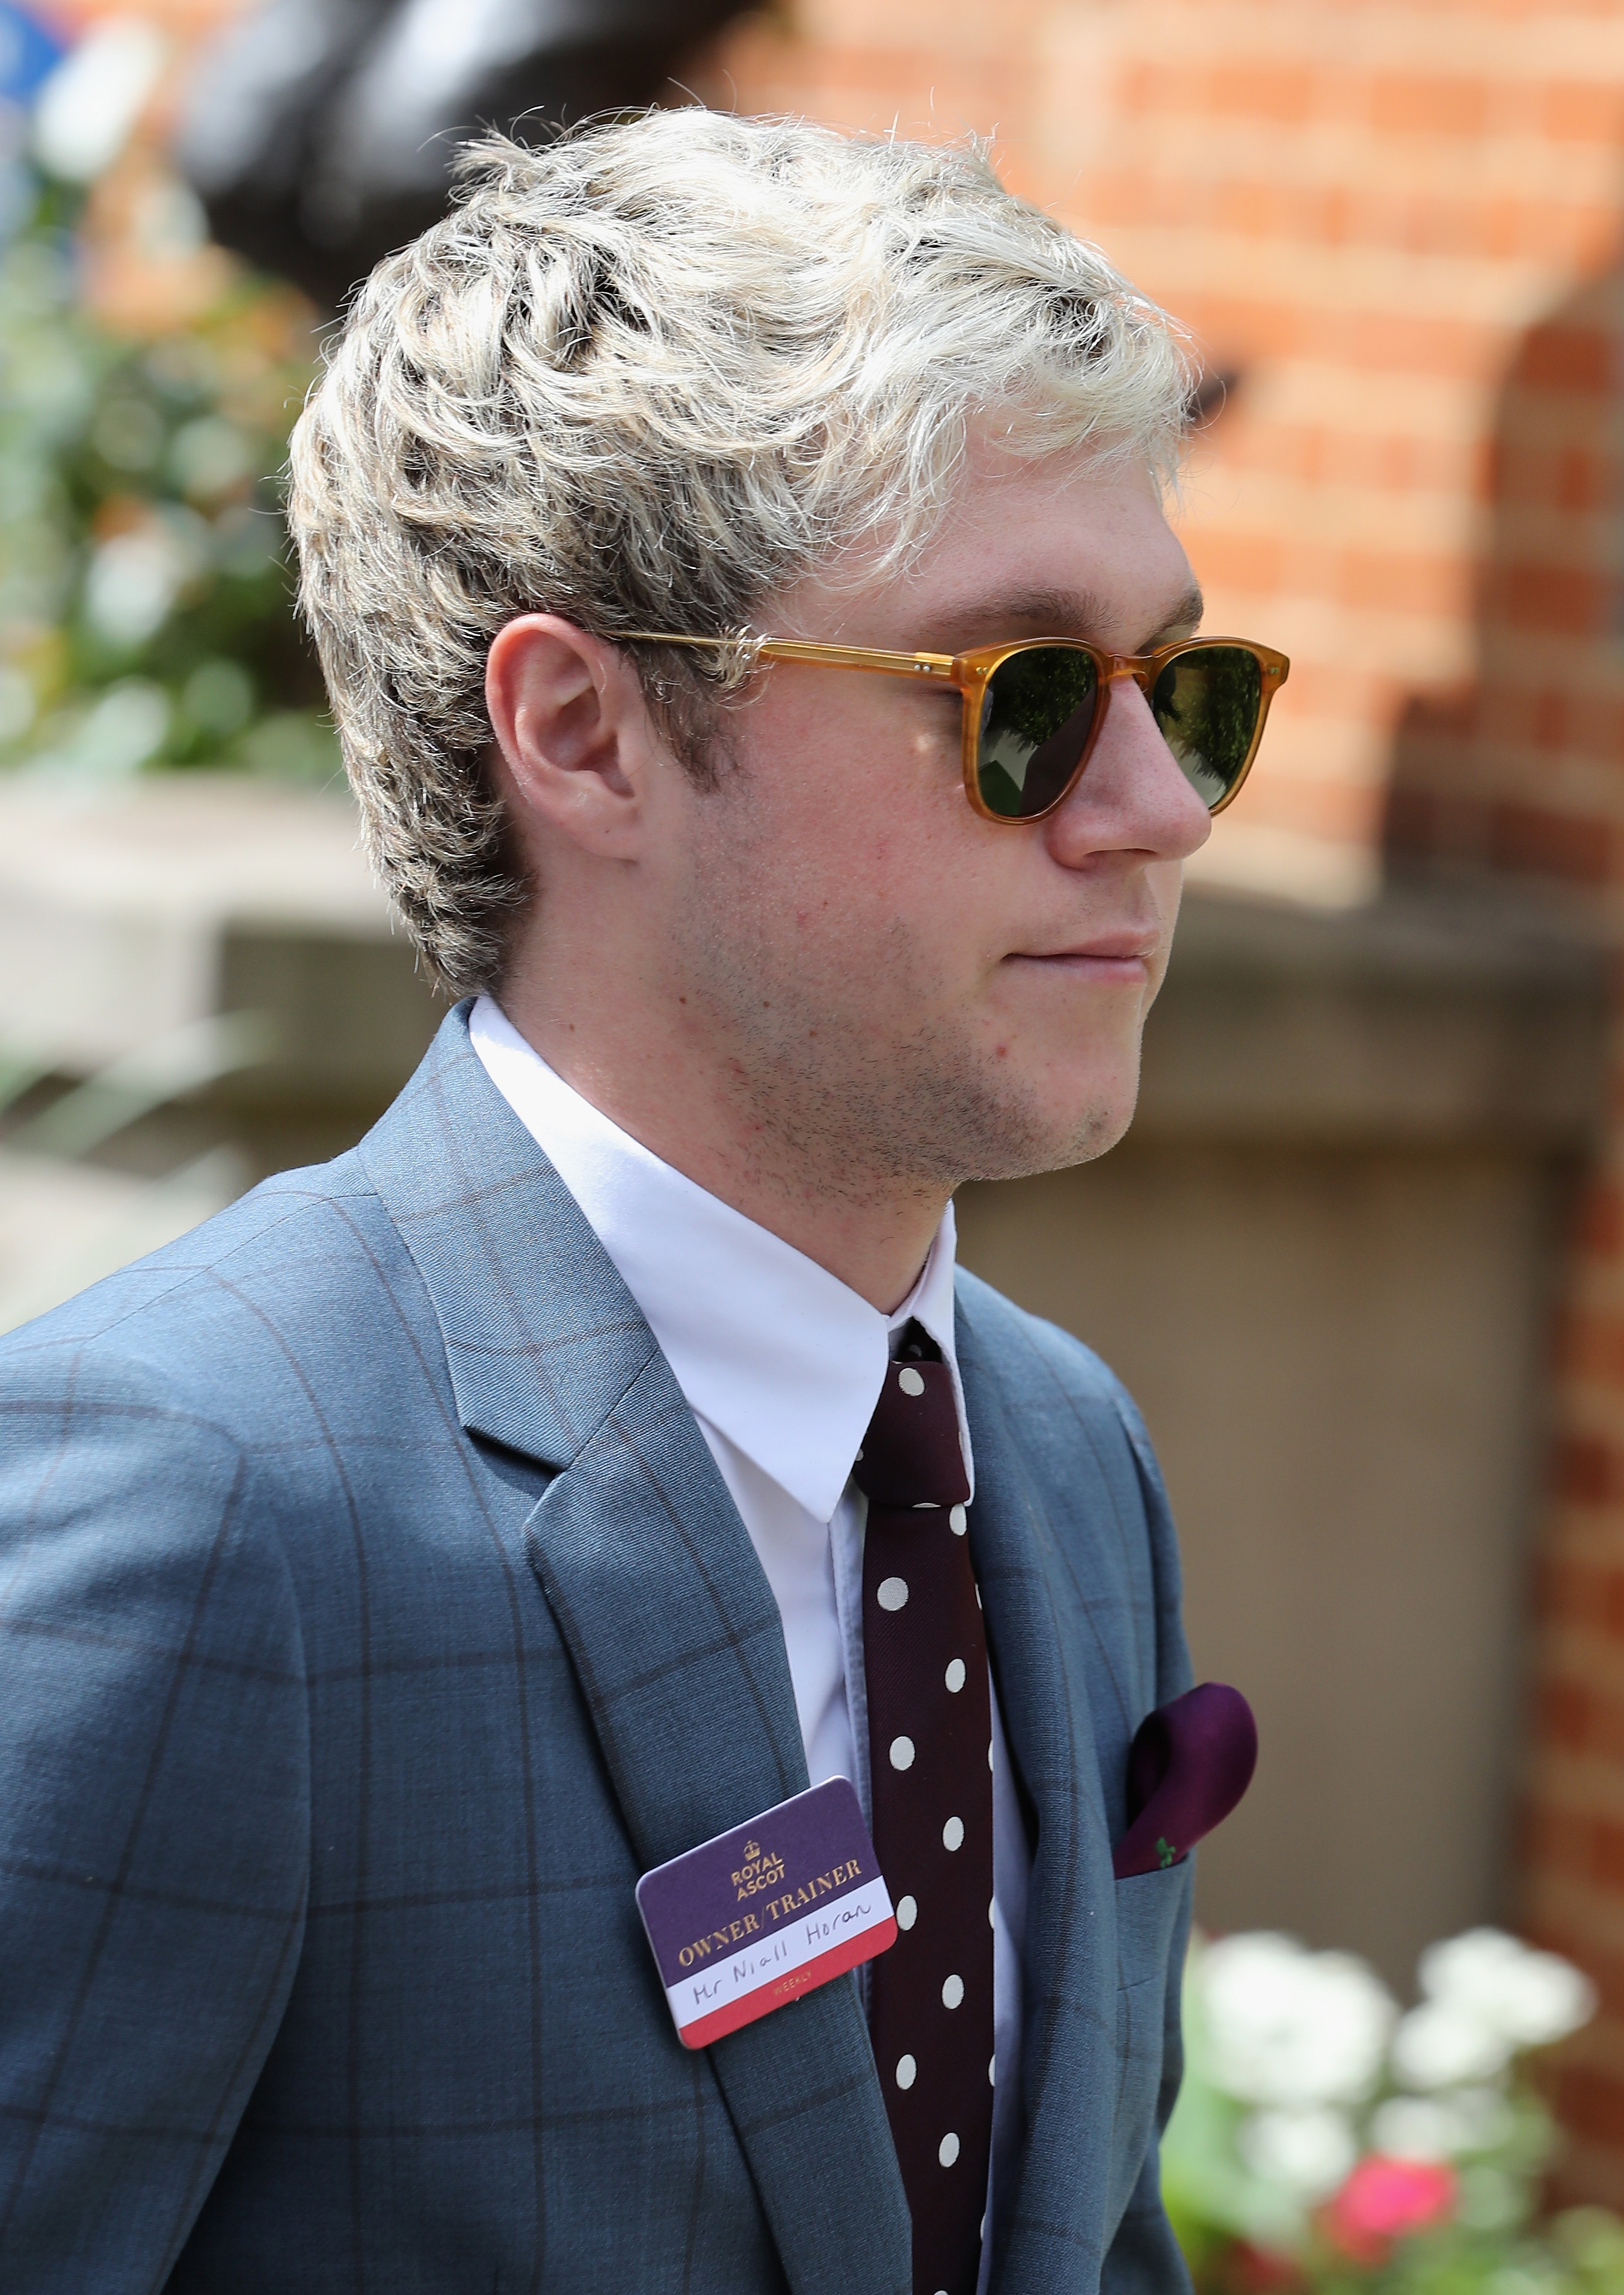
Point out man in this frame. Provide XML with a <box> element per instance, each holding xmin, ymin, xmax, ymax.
<box><xmin>0</xmin><ymin>111</ymin><xmax>1285</xmax><ymax>2293</ymax></box>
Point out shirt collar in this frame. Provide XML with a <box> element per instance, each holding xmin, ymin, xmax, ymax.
<box><xmin>470</xmin><ymin>995</ymin><xmax>971</xmax><ymax>1522</ymax></box>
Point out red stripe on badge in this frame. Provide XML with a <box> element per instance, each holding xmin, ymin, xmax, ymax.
<box><xmin>676</xmin><ymin>1917</ymin><xmax>899</xmax><ymax>2050</ymax></box>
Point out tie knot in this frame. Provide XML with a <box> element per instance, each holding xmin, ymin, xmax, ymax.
<box><xmin>851</xmin><ymin>1355</ymin><xmax>970</xmax><ymax>1511</ymax></box>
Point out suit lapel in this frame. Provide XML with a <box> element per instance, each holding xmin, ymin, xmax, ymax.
<box><xmin>529</xmin><ymin>1360</ymin><xmax>910</xmax><ymax>2295</ymax></box>
<box><xmin>955</xmin><ymin>1284</ymin><xmax>1121</xmax><ymax>2295</ymax></box>
<box><xmin>362</xmin><ymin>1010</ymin><xmax>911</xmax><ymax>2295</ymax></box>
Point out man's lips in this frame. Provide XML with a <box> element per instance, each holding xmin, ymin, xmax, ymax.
<box><xmin>1003</xmin><ymin>935</ymin><xmax>1158</xmax><ymax>980</ymax></box>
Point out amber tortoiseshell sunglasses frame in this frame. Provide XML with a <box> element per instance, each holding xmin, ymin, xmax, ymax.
<box><xmin>620</xmin><ymin>631</ymin><xmax>1290</xmax><ymax>823</ymax></box>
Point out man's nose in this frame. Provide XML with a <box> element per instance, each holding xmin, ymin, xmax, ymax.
<box><xmin>1043</xmin><ymin>671</ymin><xmax>1213</xmax><ymax>863</ymax></box>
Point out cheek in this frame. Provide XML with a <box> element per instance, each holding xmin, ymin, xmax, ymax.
<box><xmin>701</xmin><ymin>681</ymin><xmax>1029</xmax><ymax>1025</ymax></box>
<box><xmin>728</xmin><ymin>687</ymin><xmax>965</xmax><ymax>909</ymax></box>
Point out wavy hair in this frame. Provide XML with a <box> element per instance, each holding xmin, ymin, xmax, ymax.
<box><xmin>288</xmin><ymin>109</ymin><xmax>1194</xmax><ymax>995</ymax></box>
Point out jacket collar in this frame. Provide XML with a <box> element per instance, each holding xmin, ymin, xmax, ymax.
<box><xmin>358</xmin><ymin>1003</ymin><xmax>658</xmax><ymax>1468</ymax></box>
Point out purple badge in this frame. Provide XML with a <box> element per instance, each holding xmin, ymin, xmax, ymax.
<box><xmin>1112</xmin><ymin>1681</ymin><xmax>1258</xmax><ymax>1879</ymax></box>
<box><xmin>636</xmin><ymin>1777</ymin><xmax>896</xmax><ymax>2050</ymax></box>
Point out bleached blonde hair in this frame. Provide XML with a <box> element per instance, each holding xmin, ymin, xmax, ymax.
<box><xmin>288</xmin><ymin>108</ymin><xmax>1194</xmax><ymax>996</ymax></box>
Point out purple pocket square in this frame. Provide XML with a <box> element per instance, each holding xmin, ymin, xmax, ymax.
<box><xmin>1112</xmin><ymin>1682</ymin><xmax>1258</xmax><ymax>1879</ymax></box>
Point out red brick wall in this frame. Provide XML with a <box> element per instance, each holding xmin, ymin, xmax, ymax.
<box><xmin>689</xmin><ymin>0</ymin><xmax>1624</xmax><ymax>2201</ymax></box>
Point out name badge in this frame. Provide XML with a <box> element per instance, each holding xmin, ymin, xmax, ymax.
<box><xmin>636</xmin><ymin>1777</ymin><xmax>896</xmax><ymax>2050</ymax></box>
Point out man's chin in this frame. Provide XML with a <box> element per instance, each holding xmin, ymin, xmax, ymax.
<box><xmin>951</xmin><ymin>1081</ymin><xmax>1139</xmax><ymax>1187</ymax></box>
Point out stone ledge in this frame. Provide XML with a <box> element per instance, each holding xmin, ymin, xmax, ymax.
<box><xmin>0</xmin><ymin>775</ymin><xmax>441</xmax><ymax>1106</ymax></box>
<box><xmin>1142</xmin><ymin>879</ymin><xmax>1610</xmax><ymax>1149</ymax></box>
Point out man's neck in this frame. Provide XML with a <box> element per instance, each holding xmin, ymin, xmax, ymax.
<box><xmin>489</xmin><ymin>989</ymin><xmax>950</xmax><ymax>1315</ymax></box>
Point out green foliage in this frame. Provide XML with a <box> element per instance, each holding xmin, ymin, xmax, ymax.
<box><xmin>0</xmin><ymin>185</ymin><xmax>333</xmax><ymax>782</ymax></box>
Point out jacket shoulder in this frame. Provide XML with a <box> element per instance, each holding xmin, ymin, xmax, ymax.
<box><xmin>0</xmin><ymin>1147</ymin><xmax>419</xmax><ymax>1440</ymax></box>
<box><xmin>953</xmin><ymin>1261</ymin><xmax>1162</xmax><ymax>1485</ymax></box>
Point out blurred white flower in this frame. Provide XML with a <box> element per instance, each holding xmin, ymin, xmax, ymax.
<box><xmin>1419</xmin><ymin>1930</ymin><xmax>1596</xmax><ymax>2051</ymax></box>
<box><xmin>33</xmin><ymin>20</ymin><xmax>167</xmax><ymax>184</ymax></box>
<box><xmin>1369</xmin><ymin>2095</ymin><xmax>1462</xmax><ymax>2161</ymax></box>
<box><xmin>84</xmin><ymin>512</ymin><xmax>205</xmax><ymax>649</ymax></box>
<box><xmin>1391</xmin><ymin>1932</ymin><xmax>1595</xmax><ymax>2091</ymax></box>
<box><xmin>31</xmin><ymin>680</ymin><xmax>170</xmax><ymax>778</ymax></box>
<box><xmin>1201</xmin><ymin>1932</ymin><xmax>1397</xmax><ymax>2107</ymax></box>
<box><xmin>1391</xmin><ymin>2000</ymin><xmax>1512</xmax><ymax>2089</ymax></box>
<box><xmin>1369</xmin><ymin>2083</ymin><xmax>1519</xmax><ymax>2158</ymax></box>
<box><xmin>84</xmin><ymin>532</ymin><xmax>179</xmax><ymax>648</ymax></box>
<box><xmin>1237</xmin><ymin>2106</ymin><xmax>1358</xmax><ymax>2199</ymax></box>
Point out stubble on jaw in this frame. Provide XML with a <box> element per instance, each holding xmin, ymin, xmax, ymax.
<box><xmin>665</xmin><ymin>834</ymin><xmax>1136</xmax><ymax>1211</ymax></box>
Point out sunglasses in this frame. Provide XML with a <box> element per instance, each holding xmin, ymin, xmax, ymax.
<box><xmin>621</xmin><ymin>631</ymin><xmax>1289</xmax><ymax>823</ymax></box>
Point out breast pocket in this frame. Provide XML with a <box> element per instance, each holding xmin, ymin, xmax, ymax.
<box><xmin>1109</xmin><ymin>1861</ymin><xmax>1193</xmax><ymax>2231</ymax></box>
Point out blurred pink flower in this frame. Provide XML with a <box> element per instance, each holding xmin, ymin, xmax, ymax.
<box><xmin>1322</xmin><ymin>2157</ymin><xmax>1457</xmax><ymax>2263</ymax></box>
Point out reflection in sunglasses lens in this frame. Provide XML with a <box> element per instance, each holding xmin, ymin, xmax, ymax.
<box><xmin>1151</xmin><ymin>647</ymin><xmax>1263</xmax><ymax>808</ymax></box>
<box><xmin>977</xmin><ymin>647</ymin><xmax>1100</xmax><ymax>819</ymax></box>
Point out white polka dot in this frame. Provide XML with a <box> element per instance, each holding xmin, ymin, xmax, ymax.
<box><xmin>989</xmin><ymin>2055</ymin><xmax>997</xmax><ymax>2086</ymax></box>
<box><xmin>988</xmin><ymin>1899</ymin><xmax>997</xmax><ymax>1928</ymax></box>
<box><xmin>987</xmin><ymin>1742</ymin><xmax>994</xmax><ymax>1769</ymax></box>
<box><xmin>896</xmin><ymin>2053</ymin><xmax>917</xmax><ymax>2090</ymax></box>
<box><xmin>939</xmin><ymin>2132</ymin><xmax>961</xmax><ymax>2168</ymax></box>
<box><xmin>896</xmin><ymin>1894</ymin><xmax>917</xmax><ymax>1931</ymax></box>
<box><xmin>974</xmin><ymin>1585</ymin><xmax>982</xmax><ymax>1608</ymax></box>
<box><xmin>944</xmin><ymin>1657</ymin><xmax>966</xmax><ymax>1693</ymax></box>
<box><xmin>890</xmin><ymin>1735</ymin><xmax>915</xmax><ymax>1771</ymax></box>
<box><xmin>877</xmin><ymin>1576</ymin><xmax>909</xmax><ymax>1612</ymax></box>
<box><xmin>943</xmin><ymin>1816</ymin><xmax>965</xmax><ymax>1852</ymax></box>
<box><xmin>942</xmin><ymin>1973</ymin><xmax>964</xmax><ymax>2009</ymax></box>
<box><xmin>950</xmin><ymin>1504</ymin><xmax>968</xmax><ymax>1535</ymax></box>
<box><xmin>898</xmin><ymin>1366</ymin><xmax>926</xmax><ymax>1396</ymax></box>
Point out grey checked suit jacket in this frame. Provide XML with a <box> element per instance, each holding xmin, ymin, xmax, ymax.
<box><xmin>0</xmin><ymin>1004</ymin><xmax>1195</xmax><ymax>2294</ymax></box>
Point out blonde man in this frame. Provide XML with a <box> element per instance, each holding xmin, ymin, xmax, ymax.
<box><xmin>0</xmin><ymin>111</ymin><xmax>1284</xmax><ymax>2295</ymax></box>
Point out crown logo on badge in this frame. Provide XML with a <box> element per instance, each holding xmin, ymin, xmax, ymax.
<box><xmin>731</xmin><ymin>1837</ymin><xmax>787</xmax><ymax>1900</ymax></box>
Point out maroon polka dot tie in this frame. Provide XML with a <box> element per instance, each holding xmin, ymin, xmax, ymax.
<box><xmin>853</xmin><ymin>1324</ymin><xmax>994</xmax><ymax>2295</ymax></box>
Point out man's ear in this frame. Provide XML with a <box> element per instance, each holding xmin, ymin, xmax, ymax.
<box><xmin>485</xmin><ymin>614</ymin><xmax>661</xmax><ymax>858</ymax></box>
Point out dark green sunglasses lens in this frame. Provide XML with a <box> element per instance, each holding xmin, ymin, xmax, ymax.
<box><xmin>1149</xmin><ymin>645</ymin><xmax>1263</xmax><ymax>809</ymax></box>
<box><xmin>976</xmin><ymin>647</ymin><xmax>1101</xmax><ymax>820</ymax></box>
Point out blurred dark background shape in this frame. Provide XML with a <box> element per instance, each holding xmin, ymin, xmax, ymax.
<box><xmin>174</xmin><ymin>0</ymin><xmax>749</xmax><ymax>309</ymax></box>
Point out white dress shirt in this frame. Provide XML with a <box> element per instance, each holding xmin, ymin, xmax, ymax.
<box><xmin>470</xmin><ymin>995</ymin><xmax>1029</xmax><ymax>2273</ymax></box>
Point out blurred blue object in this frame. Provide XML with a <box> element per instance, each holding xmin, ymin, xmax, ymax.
<box><xmin>0</xmin><ymin>4</ymin><xmax>63</xmax><ymax>105</ymax></box>
<box><xmin>0</xmin><ymin>5</ymin><xmax>63</xmax><ymax>243</ymax></box>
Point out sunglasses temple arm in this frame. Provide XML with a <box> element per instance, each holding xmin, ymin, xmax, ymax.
<box><xmin>619</xmin><ymin>633</ymin><xmax>959</xmax><ymax>681</ymax></box>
